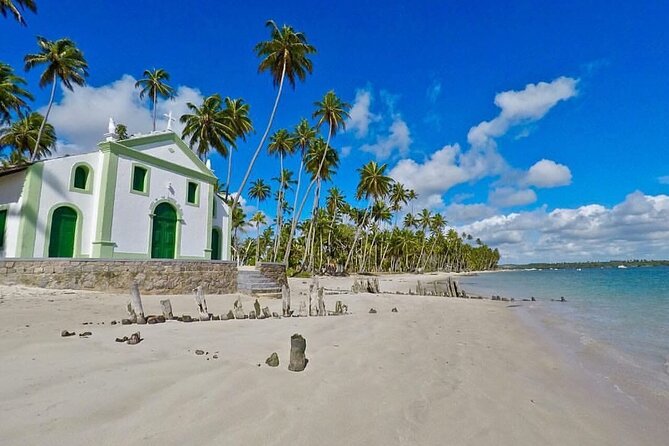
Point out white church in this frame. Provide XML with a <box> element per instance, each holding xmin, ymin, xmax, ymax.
<box><xmin>0</xmin><ymin>122</ymin><xmax>232</xmax><ymax>261</ymax></box>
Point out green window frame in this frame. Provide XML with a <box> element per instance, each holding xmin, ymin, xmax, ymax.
<box><xmin>70</xmin><ymin>163</ymin><xmax>93</xmax><ymax>193</ymax></box>
<box><xmin>131</xmin><ymin>164</ymin><xmax>149</xmax><ymax>195</ymax></box>
<box><xmin>187</xmin><ymin>181</ymin><xmax>199</xmax><ymax>206</ymax></box>
<box><xmin>0</xmin><ymin>209</ymin><xmax>7</xmax><ymax>250</ymax></box>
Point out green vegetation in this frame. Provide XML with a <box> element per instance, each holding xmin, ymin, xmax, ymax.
<box><xmin>0</xmin><ymin>15</ymin><xmax>500</xmax><ymax>274</ymax></box>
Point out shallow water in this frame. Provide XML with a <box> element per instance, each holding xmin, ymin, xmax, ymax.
<box><xmin>458</xmin><ymin>267</ymin><xmax>669</xmax><ymax>377</ymax></box>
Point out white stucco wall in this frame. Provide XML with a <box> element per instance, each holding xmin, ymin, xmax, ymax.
<box><xmin>0</xmin><ymin>170</ymin><xmax>27</xmax><ymax>258</ymax></box>
<box><xmin>135</xmin><ymin>139</ymin><xmax>201</xmax><ymax>170</ymax></box>
<box><xmin>111</xmin><ymin>154</ymin><xmax>212</xmax><ymax>258</ymax></box>
<box><xmin>32</xmin><ymin>153</ymin><xmax>101</xmax><ymax>257</ymax></box>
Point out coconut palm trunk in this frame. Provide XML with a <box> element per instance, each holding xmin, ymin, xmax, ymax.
<box><xmin>283</xmin><ymin>177</ymin><xmax>316</xmax><ymax>266</ymax></box>
<box><xmin>344</xmin><ymin>204</ymin><xmax>371</xmax><ymax>271</ymax></box>
<box><xmin>31</xmin><ymin>78</ymin><xmax>56</xmax><ymax>162</ymax></box>
<box><xmin>231</xmin><ymin>60</ymin><xmax>286</xmax><ymax>218</ymax></box>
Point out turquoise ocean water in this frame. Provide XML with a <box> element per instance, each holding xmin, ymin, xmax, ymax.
<box><xmin>457</xmin><ymin>267</ymin><xmax>669</xmax><ymax>374</ymax></box>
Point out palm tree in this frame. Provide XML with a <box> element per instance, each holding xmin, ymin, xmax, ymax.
<box><xmin>135</xmin><ymin>68</ymin><xmax>174</xmax><ymax>131</ymax></box>
<box><xmin>414</xmin><ymin>208</ymin><xmax>432</xmax><ymax>269</ymax></box>
<box><xmin>229</xmin><ymin>20</ymin><xmax>316</xmax><ymax>219</ymax></box>
<box><xmin>0</xmin><ymin>62</ymin><xmax>33</xmax><ymax>125</ymax></box>
<box><xmin>0</xmin><ymin>0</ymin><xmax>36</xmax><ymax>26</ymax></box>
<box><xmin>344</xmin><ymin>161</ymin><xmax>392</xmax><ymax>271</ymax></box>
<box><xmin>0</xmin><ymin>112</ymin><xmax>55</xmax><ymax>161</ymax></box>
<box><xmin>248</xmin><ymin>178</ymin><xmax>271</xmax><ymax>213</ymax></box>
<box><xmin>283</xmin><ymin>137</ymin><xmax>338</xmax><ymax>267</ymax></box>
<box><xmin>180</xmin><ymin>94</ymin><xmax>235</xmax><ymax>160</ymax></box>
<box><xmin>114</xmin><ymin>123</ymin><xmax>128</xmax><ymax>140</ymax></box>
<box><xmin>250</xmin><ymin>211</ymin><xmax>267</xmax><ymax>265</ymax></box>
<box><xmin>424</xmin><ymin>213</ymin><xmax>447</xmax><ymax>269</ymax></box>
<box><xmin>24</xmin><ymin>36</ymin><xmax>88</xmax><ymax>161</ymax></box>
<box><xmin>388</xmin><ymin>182</ymin><xmax>409</xmax><ymax>226</ymax></box>
<box><xmin>268</xmin><ymin>128</ymin><xmax>295</xmax><ymax>260</ymax></box>
<box><xmin>285</xmin><ymin>118</ymin><xmax>315</xmax><ymax>263</ymax></box>
<box><xmin>311</xmin><ymin>90</ymin><xmax>350</xmax><ymax>193</ymax></box>
<box><xmin>222</xmin><ymin>97</ymin><xmax>253</xmax><ymax>196</ymax></box>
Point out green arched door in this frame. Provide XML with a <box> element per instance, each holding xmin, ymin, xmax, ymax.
<box><xmin>211</xmin><ymin>228</ymin><xmax>221</xmax><ymax>260</ymax></box>
<box><xmin>49</xmin><ymin>206</ymin><xmax>77</xmax><ymax>258</ymax></box>
<box><xmin>151</xmin><ymin>203</ymin><xmax>177</xmax><ymax>259</ymax></box>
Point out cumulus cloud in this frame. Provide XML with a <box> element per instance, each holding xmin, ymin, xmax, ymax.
<box><xmin>346</xmin><ymin>89</ymin><xmax>380</xmax><ymax>138</ymax></box>
<box><xmin>467</xmin><ymin>76</ymin><xmax>578</xmax><ymax>149</ymax></box>
<box><xmin>360</xmin><ymin>116</ymin><xmax>412</xmax><ymax>160</ymax></box>
<box><xmin>444</xmin><ymin>203</ymin><xmax>498</xmax><ymax>225</ymax></box>
<box><xmin>658</xmin><ymin>175</ymin><xmax>669</xmax><ymax>185</ymax></box>
<box><xmin>525</xmin><ymin>159</ymin><xmax>572</xmax><ymax>188</ymax></box>
<box><xmin>457</xmin><ymin>191</ymin><xmax>669</xmax><ymax>263</ymax></box>
<box><xmin>43</xmin><ymin>74</ymin><xmax>204</xmax><ymax>153</ymax></box>
<box><xmin>489</xmin><ymin>187</ymin><xmax>537</xmax><ymax>207</ymax></box>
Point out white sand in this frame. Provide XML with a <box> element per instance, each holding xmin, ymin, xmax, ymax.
<box><xmin>0</xmin><ymin>272</ymin><xmax>667</xmax><ymax>445</ymax></box>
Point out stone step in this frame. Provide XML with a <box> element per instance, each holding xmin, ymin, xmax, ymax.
<box><xmin>238</xmin><ymin>286</ymin><xmax>282</xmax><ymax>293</ymax></box>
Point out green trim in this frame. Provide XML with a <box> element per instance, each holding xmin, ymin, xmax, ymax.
<box><xmin>130</xmin><ymin>162</ymin><xmax>150</xmax><ymax>196</ymax></box>
<box><xmin>120</xmin><ymin>131</ymin><xmax>215</xmax><ymax>177</ymax></box>
<box><xmin>43</xmin><ymin>203</ymin><xmax>84</xmax><ymax>258</ymax></box>
<box><xmin>0</xmin><ymin>207</ymin><xmax>7</xmax><ymax>251</ymax></box>
<box><xmin>205</xmin><ymin>184</ymin><xmax>214</xmax><ymax>259</ymax></box>
<box><xmin>186</xmin><ymin>180</ymin><xmax>200</xmax><ymax>207</ymax></box>
<box><xmin>91</xmin><ymin>148</ymin><xmax>118</xmax><ymax>258</ymax></box>
<box><xmin>69</xmin><ymin>162</ymin><xmax>94</xmax><ymax>194</ymax></box>
<box><xmin>113</xmin><ymin>136</ymin><xmax>216</xmax><ymax>184</ymax></box>
<box><xmin>16</xmin><ymin>163</ymin><xmax>44</xmax><ymax>257</ymax></box>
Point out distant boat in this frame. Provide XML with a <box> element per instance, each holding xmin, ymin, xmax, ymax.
<box><xmin>576</xmin><ymin>268</ymin><xmax>582</xmax><ymax>271</ymax></box>
<box><xmin>617</xmin><ymin>265</ymin><xmax>627</xmax><ymax>269</ymax></box>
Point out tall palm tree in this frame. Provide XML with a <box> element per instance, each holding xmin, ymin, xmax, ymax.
<box><xmin>24</xmin><ymin>36</ymin><xmax>88</xmax><ymax>161</ymax></box>
<box><xmin>424</xmin><ymin>213</ymin><xmax>447</xmax><ymax>269</ymax></box>
<box><xmin>286</xmin><ymin>118</ymin><xmax>315</xmax><ymax>262</ymax></box>
<box><xmin>248</xmin><ymin>178</ymin><xmax>271</xmax><ymax>213</ymax></box>
<box><xmin>135</xmin><ymin>68</ymin><xmax>174</xmax><ymax>131</ymax></box>
<box><xmin>311</xmin><ymin>90</ymin><xmax>350</xmax><ymax>193</ymax></box>
<box><xmin>268</xmin><ymin>128</ymin><xmax>295</xmax><ymax>260</ymax></box>
<box><xmin>250</xmin><ymin>211</ymin><xmax>267</xmax><ymax>265</ymax></box>
<box><xmin>180</xmin><ymin>94</ymin><xmax>235</xmax><ymax>160</ymax></box>
<box><xmin>0</xmin><ymin>0</ymin><xmax>36</xmax><ymax>26</ymax></box>
<box><xmin>0</xmin><ymin>112</ymin><xmax>55</xmax><ymax>162</ymax></box>
<box><xmin>0</xmin><ymin>62</ymin><xmax>33</xmax><ymax>125</ymax></box>
<box><xmin>283</xmin><ymin>137</ymin><xmax>338</xmax><ymax>267</ymax></box>
<box><xmin>388</xmin><ymin>182</ymin><xmax>409</xmax><ymax>226</ymax></box>
<box><xmin>415</xmin><ymin>208</ymin><xmax>432</xmax><ymax>269</ymax></box>
<box><xmin>344</xmin><ymin>161</ymin><xmax>392</xmax><ymax>271</ymax></box>
<box><xmin>230</xmin><ymin>20</ymin><xmax>316</xmax><ymax>219</ymax></box>
<box><xmin>222</xmin><ymin>97</ymin><xmax>253</xmax><ymax>196</ymax></box>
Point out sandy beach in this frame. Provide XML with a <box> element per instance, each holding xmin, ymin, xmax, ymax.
<box><xmin>0</xmin><ymin>272</ymin><xmax>667</xmax><ymax>445</ymax></box>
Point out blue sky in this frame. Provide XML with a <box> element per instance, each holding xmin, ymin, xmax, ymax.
<box><xmin>2</xmin><ymin>0</ymin><xmax>669</xmax><ymax>262</ymax></box>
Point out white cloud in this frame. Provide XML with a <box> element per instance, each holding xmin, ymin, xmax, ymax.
<box><xmin>525</xmin><ymin>159</ymin><xmax>572</xmax><ymax>188</ymax></box>
<box><xmin>444</xmin><ymin>203</ymin><xmax>498</xmax><ymax>225</ymax></box>
<box><xmin>390</xmin><ymin>143</ymin><xmax>507</xmax><ymax>201</ymax></box>
<box><xmin>340</xmin><ymin>145</ymin><xmax>352</xmax><ymax>158</ymax></box>
<box><xmin>346</xmin><ymin>89</ymin><xmax>380</xmax><ymax>138</ymax></box>
<box><xmin>360</xmin><ymin>116</ymin><xmax>412</xmax><ymax>160</ymax></box>
<box><xmin>467</xmin><ymin>76</ymin><xmax>578</xmax><ymax>148</ymax></box>
<box><xmin>43</xmin><ymin>75</ymin><xmax>204</xmax><ymax>153</ymax></box>
<box><xmin>458</xmin><ymin>191</ymin><xmax>669</xmax><ymax>263</ymax></box>
<box><xmin>658</xmin><ymin>175</ymin><xmax>669</xmax><ymax>185</ymax></box>
<box><xmin>426</xmin><ymin>79</ymin><xmax>442</xmax><ymax>103</ymax></box>
<box><xmin>489</xmin><ymin>187</ymin><xmax>537</xmax><ymax>207</ymax></box>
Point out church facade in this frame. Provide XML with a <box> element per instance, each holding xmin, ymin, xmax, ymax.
<box><xmin>0</xmin><ymin>131</ymin><xmax>231</xmax><ymax>261</ymax></box>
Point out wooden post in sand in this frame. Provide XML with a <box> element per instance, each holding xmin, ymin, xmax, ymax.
<box><xmin>317</xmin><ymin>287</ymin><xmax>325</xmax><ymax>316</ymax></box>
<box><xmin>160</xmin><ymin>299</ymin><xmax>173</xmax><ymax>319</ymax></box>
<box><xmin>308</xmin><ymin>283</ymin><xmax>314</xmax><ymax>317</ymax></box>
<box><xmin>129</xmin><ymin>282</ymin><xmax>146</xmax><ymax>324</ymax></box>
<box><xmin>194</xmin><ymin>286</ymin><xmax>210</xmax><ymax>321</ymax></box>
<box><xmin>288</xmin><ymin>333</ymin><xmax>307</xmax><ymax>372</ymax></box>
<box><xmin>282</xmin><ymin>284</ymin><xmax>291</xmax><ymax>316</ymax></box>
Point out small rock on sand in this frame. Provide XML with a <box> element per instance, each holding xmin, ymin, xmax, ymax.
<box><xmin>121</xmin><ymin>319</ymin><xmax>132</xmax><ymax>325</ymax></box>
<box><xmin>266</xmin><ymin>352</ymin><xmax>279</xmax><ymax>367</ymax></box>
<box><xmin>369</xmin><ymin>308</ymin><xmax>377</xmax><ymax>314</ymax></box>
<box><xmin>61</xmin><ymin>330</ymin><xmax>75</xmax><ymax>337</ymax></box>
<box><xmin>79</xmin><ymin>331</ymin><xmax>92</xmax><ymax>337</ymax></box>
<box><xmin>126</xmin><ymin>332</ymin><xmax>141</xmax><ymax>345</ymax></box>
<box><xmin>195</xmin><ymin>349</ymin><xmax>205</xmax><ymax>355</ymax></box>
<box><xmin>115</xmin><ymin>337</ymin><xmax>128</xmax><ymax>343</ymax></box>
<box><xmin>391</xmin><ymin>307</ymin><xmax>398</xmax><ymax>313</ymax></box>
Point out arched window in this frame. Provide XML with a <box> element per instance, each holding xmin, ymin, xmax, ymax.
<box><xmin>71</xmin><ymin>164</ymin><xmax>92</xmax><ymax>192</ymax></box>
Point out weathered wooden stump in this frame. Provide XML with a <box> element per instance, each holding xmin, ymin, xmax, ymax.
<box><xmin>262</xmin><ymin>307</ymin><xmax>271</xmax><ymax>318</ymax></box>
<box><xmin>233</xmin><ymin>299</ymin><xmax>245</xmax><ymax>319</ymax></box>
<box><xmin>194</xmin><ymin>286</ymin><xmax>210</xmax><ymax>321</ymax></box>
<box><xmin>282</xmin><ymin>284</ymin><xmax>291</xmax><ymax>317</ymax></box>
<box><xmin>160</xmin><ymin>299</ymin><xmax>173</xmax><ymax>319</ymax></box>
<box><xmin>128</xmin><ymin>283</ymin><xmax>146</xmax><ymax>324</ymax></box>
<box><xmin>317</xmin><ymin>287</ymin><xmax>326</xmax><ymax>316</ymax></box>
<box><xmin>254</xmin><ymin>299</ymin><xmax>261</xmax><ymax>317</ymax></box>
<box><xmin>288</xmin><ymin>334</ymin><xmax>307</xmax><ymax>372</ymax></box>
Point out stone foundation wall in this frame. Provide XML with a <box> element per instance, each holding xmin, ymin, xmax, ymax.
<box><xmin>257</xmin><ymin>262</ymin><xmax>288</xmax><ymax>287</ymax></box>
<box><xmin>0</xmin><ymin>259</ymin><xmax>238</xmax><ymax>294</ymax></box>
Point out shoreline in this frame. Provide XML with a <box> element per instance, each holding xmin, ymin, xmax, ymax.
<box><xmin>0</xmin><ymin>275</ymin><xmax>667</xmax><ymax>445</ymax></box>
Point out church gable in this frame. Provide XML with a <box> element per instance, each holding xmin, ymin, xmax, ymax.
<box><xmin>119</xmin><ymin>132</ymin><xmax>214</xmax><ymax>178</ymax></box>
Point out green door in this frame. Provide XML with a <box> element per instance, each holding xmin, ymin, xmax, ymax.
<box><xmin>0</xmin><ymin>209</ymin><xmax>7</xmax><ymax>251</ymax></box>
<box><xmin>49</xmin><ymin>206</ymin><xmax>77</xmax><ymax>258</ymax></box>
<box><xmin>151</xmin><ymin>203</ymin><xmax>177</xmax><ymax>259</ymax></box>
<box><xmin>211</xmin><ymin>228</ymin><xmax>221</xmax><ymax>260</ymax></box>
